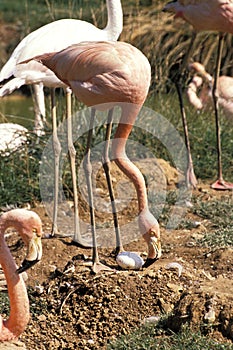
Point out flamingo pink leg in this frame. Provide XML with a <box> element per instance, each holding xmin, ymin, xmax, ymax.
<box><xmin>211</xmin><ymin>34</ymin><xmax>233</xmax><ymax>190</ymax></box>
<box><xmin>102</xmin><ymin>108</ymin><xmax>123</xmax><ymax>255</ymax></box>
<box><xmin>83</xmin><ymin>109</ymin><xmax>112</xmax><ymax>273</ymax></box>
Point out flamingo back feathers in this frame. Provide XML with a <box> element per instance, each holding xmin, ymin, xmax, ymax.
<box><xmin>25</xmin><ymin>41</ymin><xmax>151</xmax><ymax>107</ymax></box>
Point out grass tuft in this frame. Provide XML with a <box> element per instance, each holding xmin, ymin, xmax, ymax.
<box><xmin>107</xmin><ymin>323</ymin><xmax>233</xmax><ymax>350</ymax></box>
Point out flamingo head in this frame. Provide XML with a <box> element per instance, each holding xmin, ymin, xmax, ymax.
<box><xmin>17</xmin><ymin>226</ymin><xmax>43</xmax><ymax>273</ymax></box>
<box><xmin>189</xmin><ymin>62</ymin><xmax>212</xmax><ymax>83</ymax></box>
<box><xmin>0</xmin><ymin>209</ymin><xmax>43</xmax><ymax>274</ymax></box>
<box><xmin>16</xmin><ymin>211</ymin><xmax>43</xmax><ymax>274</ymax></box>
<box><xmin>138</xmin><ymin>208</ymin><xmax>162</xmax><ymax>268</ymax></box>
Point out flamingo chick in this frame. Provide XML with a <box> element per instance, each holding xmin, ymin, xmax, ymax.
<box><xmin>23</xmin><ymin>41</ymin><xmax>161</xmax><ymax>271</ymax></box>
<box><xmin>0</xmin><ymin>208</ymin><xmax>43</xmax><ymax>341</ymax></box>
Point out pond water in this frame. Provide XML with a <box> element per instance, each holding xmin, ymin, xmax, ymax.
<box><xmin>0</xmin><ymin>95</ymin><xmax>36</xmax><ymax>129</ymax></box>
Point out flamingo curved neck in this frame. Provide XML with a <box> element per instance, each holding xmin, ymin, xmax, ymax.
<box><xmin>112</xmin><ymin>111</ymin><xmax>149</xmax><ymax>214</ymax></box>
<box><xmin>104</xmin><ymin>0</ymin><xmax>123</xmax><ymax>40</ymax></box>
<box><xmin>0</xmin><ymin>233</ymin><xmax>29</xmax><ymax>341</ymax></box>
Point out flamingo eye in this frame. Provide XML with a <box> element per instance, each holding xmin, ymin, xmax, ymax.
<box><xmin>32</xmin><ymin>228</ymin><xmax>39</xmax><ymax>236</ymax></box>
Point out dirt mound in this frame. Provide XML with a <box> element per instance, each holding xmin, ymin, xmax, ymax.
<box><xmin>1</xmin><ymin>159</ymin><xmax>232</xmax><ymax>349</ymax></box>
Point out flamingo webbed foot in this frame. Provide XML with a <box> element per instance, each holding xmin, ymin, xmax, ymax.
<box><xmin>70</xmin><ymin>239</ymin><xmax>92</xmax><ymax>249</ymax></box>
<box><xmin>211</xmin><ymin>179</ymin><xmax>233</xmax><ymax>190</ymax></box>
<box><xmin>92</xmin><ymin>262</ymin><xmax>113</xmax><ymax>274</ymax></box>
<box><xmin>186</xmin><ymin>166</ymin><xmax>198</xmax><ymax>188</ymax></box>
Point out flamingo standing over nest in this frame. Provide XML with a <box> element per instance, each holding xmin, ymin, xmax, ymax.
<box><xmin>0</xmin><ymin>208</ymin><xmax>42</xmax><ymax>341</ymax></box>
<box><xmin>23</xmin><ymin>40</ymin><xmax>161</xmax><ymax>272</ymax></box>
<box><xmin>163</xmin><ymin>0</ymin><xmax>233</xmax><ymax>190</ymax></box>
<box><xmin>0</xmin><ymin>0</ymin><xmax>123</xmax><ymax>242</ymax></box>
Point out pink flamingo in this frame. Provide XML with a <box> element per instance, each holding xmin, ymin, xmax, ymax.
<box><xmin>0</xmin><ymin>208</ymin><xmax>42</xmax><ymax>341</ymax></box>
<box><xmin>188</xmin><ymin>61</ymin><xmax>233</xmax><ymax>118</ymax></box>
<box><xmin>163</xmin><ymin>0</ymin><xmax>233</xmax><ymax>190</ymax></box>
<box><xmin>24</xmin><ymin>41</ymin><xmax>161</xmax><ymax>272</ymax></box>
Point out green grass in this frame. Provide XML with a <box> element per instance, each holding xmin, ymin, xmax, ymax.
<box><xmin>192</xmin><ymin>195</ymin><xmax>233</xmax><ymax>249</ymax></box>
<box><xmin>0</xmin><ymin>0</ymin><xmax>98</xmax><ymax>25</ymax></box>
<box><xmin>193</xmin><ymin>195</ymin><xmax>233</xmax><ymax>227</ymax></box>
<box><xmin>107</xmin><ymin>324</ymin><xmax>233</xmax><ymax>350</ymax></box>
<box><xmin>0</xmin><ymin>132</ymin><xmax>46</xmax><ymax>206</ymax></box>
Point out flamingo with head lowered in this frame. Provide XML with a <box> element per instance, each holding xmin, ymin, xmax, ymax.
<box><xmin>23</xmin><ymin>40</ymin><xmax>162</xmax><ymax>272</ymax></box>
<box><xmin>163</xmin><ymin>0</ymin><xmax>233</xmax><ymax>190</ymax></box>
<box><xmin>0</xmin><ymin>208</ymin><xmax>43</xmax><ymax>341</ymax></box>
<box><xmin>1</xmin><ymin>0</ymin><xmax>123</xmax><ymax>242</ymax></box>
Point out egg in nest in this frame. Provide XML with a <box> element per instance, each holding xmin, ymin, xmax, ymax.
<box><xmin>116</xmin><ymin>251</ymin><xmax>144</xmax><ymax>270</ymax></box>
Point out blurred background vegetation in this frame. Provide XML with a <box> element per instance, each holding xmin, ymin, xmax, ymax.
<box><xmin>1</xmin><ymin>0</ymin><xmax>233</xmax><ymax>84</ymax></box>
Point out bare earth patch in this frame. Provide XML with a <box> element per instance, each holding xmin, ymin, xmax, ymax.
<box><xmin>1</xmin><ymin>159</ymin><xmax>233</xmax><ymax>349</ymax></box>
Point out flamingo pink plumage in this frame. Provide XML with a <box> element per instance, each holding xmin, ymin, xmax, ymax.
<box><xmin>24</xmin><ymin>41</ymin><xmax>161</xmax><ymax>272</ymax></box>
<box><xmin>0</xmin><ymin>208</ymin><xmax>42</xmax><ymax>341</ymax></box>
<box><xmin>163</xmin><ymin>0</ymin><xmax>233</xmax><ymax>34</ymax></box>
<box><xmin>163</xmin><ymin>0</ymin><xmax>233</xmax><ymax>190</ymax></box>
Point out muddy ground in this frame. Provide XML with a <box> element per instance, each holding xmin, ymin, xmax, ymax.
<box><xmin>1</xmin><ymin>159</ymin><xmax>232</xmax><ymax>350</ymax></box>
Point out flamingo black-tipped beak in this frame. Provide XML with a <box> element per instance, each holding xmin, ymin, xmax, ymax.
<box><xmin>142</xmin><ymin>257</ymin><xmax>159</xmax><ymax>269</ymax></box>
<box><xmin>17</xmin><ymin>259</ymin><xmax>40</xmax><ymax>274</ymax></box>
<box><xmin>16</xmin><ymin>233</ymin><xmax>42</xmax><ymax>274</ymax></box>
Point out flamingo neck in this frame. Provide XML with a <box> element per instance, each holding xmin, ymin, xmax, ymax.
<box><xmin>104</xmin><ymin>0</ymin><xmax>123</xmax><ymax>40</ymax></box>
<box><xmin>112</xmin><ymin>104</ymin><xmax>150</xmax><ymax>214</ymax></box>
<box><xmin>114</xmin><ymin>144</ymin><xmax>149</xmax><ymax>213</ymax></box>
<box><xmin>112</xmin><ymin>104</ymin><xmax>161</xmax><ymax>259</ymax></box>
<box><xmin>0</xmin><ymin>229</ymin><xmax>29</xmax><ymax>341</ymax></box>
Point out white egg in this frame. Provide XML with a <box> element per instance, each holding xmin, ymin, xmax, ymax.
<box><xmin>116</xmin><ymin>251</ymin><xmax>144</xmax><ymax>270</ymax></box>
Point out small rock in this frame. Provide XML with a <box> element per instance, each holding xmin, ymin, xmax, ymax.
<box><xmin>143</xmin><ymin>316</ymin><xmax>160</xmax><ymax>324</ymax></box>
<box><xmin>167</xmin><ymin>283</ymin><xmax>183</xmax><ymax>293</ymax></box>
<box><xmin>204</xmin><ymin>308</ymin><xmax>216</xmax><ymax>323</ymax></box>
<box><xmin>35</xmin><ymin>284</ymin><xmax>44</xmax><ymax>294</ymax></box>
<box><xmin>37</xmin><ymin>314</ymin><xmax>46</xmax><ymax>322</ymax></box>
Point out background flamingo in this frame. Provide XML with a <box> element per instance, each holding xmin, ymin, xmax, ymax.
<box><xmin>0</xmin><ymin>0</ymin><xmax>123</xmax><ymax>241</ymax></box>
<box><xmin>163</xmin><ymin>0</ymin><xmax>233</xmax><ymax>190</ymax></box>
<box><xmin>187</xmin><ymin>61</ymin><xmax>233</xmax><ymax>118</ymax></box>
<box><xmin>25</xmin><ymin>41</ymin><xmax>161</xmax><ymax>272</ymax></box>
<box><xmin>0</xmin><ymin>208</ymin><xmax>42</xmax><ymax>341</ymax></box>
